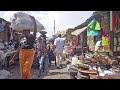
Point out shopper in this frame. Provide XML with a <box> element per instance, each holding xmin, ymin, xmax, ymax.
<box><xmin>54</xmin><ymin>34</ymin><xmax>64</xmax><ymax>69</ymax></box>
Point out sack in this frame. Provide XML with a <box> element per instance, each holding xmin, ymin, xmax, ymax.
<box><xmin>10</xmin><ymin>12</ymin><xmax>44</xmax><ymax>32</ymax></box>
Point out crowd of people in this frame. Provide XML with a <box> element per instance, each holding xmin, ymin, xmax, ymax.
<box><xmin>33</xmin><ymin>34</ymin><xmax>65</xmax><ymax>77</ymax></box>
<box><xmin>9</xmin><ymin>27</ymin><xmax>66</xmax><ymax>79</ymax></box>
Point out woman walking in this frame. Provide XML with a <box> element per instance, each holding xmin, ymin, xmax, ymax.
<box><xmin>10</xmin><ymin>16</ymin><xmax>37</xmax><ymax>79</ymax></box>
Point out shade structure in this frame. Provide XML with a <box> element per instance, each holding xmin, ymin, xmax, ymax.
<box><xmin>71</xmin><ymin>27</ymin><xmax>87</xmax><ymax>36</ymax></box>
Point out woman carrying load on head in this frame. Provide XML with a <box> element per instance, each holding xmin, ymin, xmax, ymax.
<box><xmin>10</xmin><ymin>16</ymin><xmax>37</xmax><ymax>79</ymax></box>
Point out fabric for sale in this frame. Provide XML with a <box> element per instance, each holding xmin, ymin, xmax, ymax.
<box><xmin>88</xmin><ymin>19</ymin><xmax>101</xmax><ymax>30</ymax></box>
<box><xmin>87</xmin><ymin>29</ymin><xmax>99</xmax><ymax>36</ymax></box>
<box><xmin>112</xmin><ymin>12</ymin><xmax>117</xmax><ymax>33</ymax></box>
<box><xmin>102</xmin><ymin>36</ymin><xmax>109</xmax><ymax>46</ymax></box>
<box><xmin>87</xmin><ymin>36</ymin><xmax>95</xmax><ymax>52</ymax></box>
<box><xmin>101</xmin><ymin>17</ymin><xmax>109</xmax><ymax>36</ymax></box>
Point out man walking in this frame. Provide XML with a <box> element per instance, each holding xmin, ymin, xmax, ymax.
<box><xmin>54</xmin><ymin>34</ymin><xmax>64</xmax><ymax>69</ymax></box>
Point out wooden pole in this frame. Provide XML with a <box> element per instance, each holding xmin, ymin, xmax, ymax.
<box><xmin>109</xmin><ymin>11</ymin><xmax>114</xmax><ymax>56</ymax></box>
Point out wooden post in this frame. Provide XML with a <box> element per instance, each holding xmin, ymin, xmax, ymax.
<box><xmin>109</xmin><ymin>11</ymin><xmax>114</xmax><ymax>56</ymax></box>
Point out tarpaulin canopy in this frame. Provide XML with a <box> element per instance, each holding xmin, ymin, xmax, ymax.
<box><xmin>71</xmin><ymin>27</ymin><xmax>87</xmax><ymax>36</ymax></box>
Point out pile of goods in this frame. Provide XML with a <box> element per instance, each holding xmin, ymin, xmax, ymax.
<box><xmin>84</xmin><ymin>52</ymin><xmax>111</xmax><ymax>66</ymax></box>
<box><xmin>76</xmin><ymin>60</ymin><xmax>89</xmax><ymax>70</ymax></box>
<box><xmin>65</xmin><ymin>52</ymin><xmax>120</xmax><ymax>79</ymax></box>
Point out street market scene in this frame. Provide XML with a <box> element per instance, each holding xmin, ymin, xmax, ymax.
<box><xmin>0</xmin><ymin>11</ymin><xmax>120</xmax><ymax>79</ymax></box>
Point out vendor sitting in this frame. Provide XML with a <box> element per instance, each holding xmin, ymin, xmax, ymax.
<box><xmin>65</xmin><ymin>51</ymin><xmax>79</xmax><ymax>67</ymax></box>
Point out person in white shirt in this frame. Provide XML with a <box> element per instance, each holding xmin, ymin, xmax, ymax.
<box><xmin>54</xmin><ymin>34</ymin><xmax>64</xmax><ymax>69</ymax></box>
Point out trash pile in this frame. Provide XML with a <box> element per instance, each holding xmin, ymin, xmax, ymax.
<box><xmin>65</xmin><ymin>52</ymin><xmax>120</xmax><ymax>79</ymax></box>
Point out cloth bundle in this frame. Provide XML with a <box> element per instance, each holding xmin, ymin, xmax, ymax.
<box><xmin>10</xmin><ymin>12</ymin><xmax>44</xmax><ymax>32</ymax></box>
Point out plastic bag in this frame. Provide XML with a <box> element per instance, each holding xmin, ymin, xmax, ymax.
<box><xmin>10</xmin><ymin>12</ymin><xmax>44</xmax><ymax>32</ymax></box>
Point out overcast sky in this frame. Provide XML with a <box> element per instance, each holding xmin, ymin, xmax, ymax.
<box><xmin>0</xmin><ymin>11</ymin><xmax>94</xmax><ymax>37</ymax></box>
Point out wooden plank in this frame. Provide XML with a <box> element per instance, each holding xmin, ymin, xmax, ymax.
<box><xmin>79</xmin><ymin>70</ymin><xmax>97</xmax><ymax>74</ymax></box>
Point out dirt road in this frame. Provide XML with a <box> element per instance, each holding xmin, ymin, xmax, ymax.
<box><xmin>7</xmin><ymin>61</ymin><xmax>70</xmax><ymax>79</ymax></box>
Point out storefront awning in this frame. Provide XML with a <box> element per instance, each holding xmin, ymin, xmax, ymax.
<box><xmin>71</xmin><ymin>27</ymin><xmax>87</xmax><ymax>36</ymax></box>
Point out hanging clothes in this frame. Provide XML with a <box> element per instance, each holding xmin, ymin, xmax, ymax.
<box><xmin>100</xmin><ymin>17</ymin><xmax>109</xmax><ymax>36</ymax></box>
<box><xmin>102</xmin><ymin>36</ymin><xmax>109</xmax><ymax>46</ymax></box>
<box><xmin>112</xmin><ymin>12</ymin><xmax>117</xmax><ymax>33</ymax></box>
<box><xmin>91</xmin><ymin>30</ymin><xmax>98</xmax><ymax>36</ymax></box>
<box><xmin>116</xmin><ymin>13</ymin><xmax>120</xmax><ymax>32</ymax></box>
<box><xmin>87</xmin><ymin>29</ymin><xmax>99</xmax><ymax>36</ymax></box>
<box><xmin>87</xmin><ymin>36</ymin><xmax>95</xmax><ymax>52</ymax></box>
<box><xmin>87</xmin><ymin>19</ymin><xmax>101</xmax><ymax>37</ymax></box>
<box><xmin>88</xmin><ymin>19</ymin><xmax>101</xmax><ymax>30</ymax></box>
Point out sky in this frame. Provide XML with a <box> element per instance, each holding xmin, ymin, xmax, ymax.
<box><xmin>0</xmin><ymin>11</ymin><xmax>94</xmax><ymax>37</ymax></box>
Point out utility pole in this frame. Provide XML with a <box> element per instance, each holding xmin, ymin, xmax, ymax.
<box><xmin>54</xmin><ymin>20</ymin><xmax>55</xmax><ymax>34</ymax></box>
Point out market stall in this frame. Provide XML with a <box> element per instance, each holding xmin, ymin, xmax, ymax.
<box><xmin>0</xmin><ymin>17</ymin><xmax>18</xmax><ymax>69</ymax></box>
<box><xmin>85</xmin><ymin>11</ymin><xmax>120</xmax><ymax>56</ymax></box>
